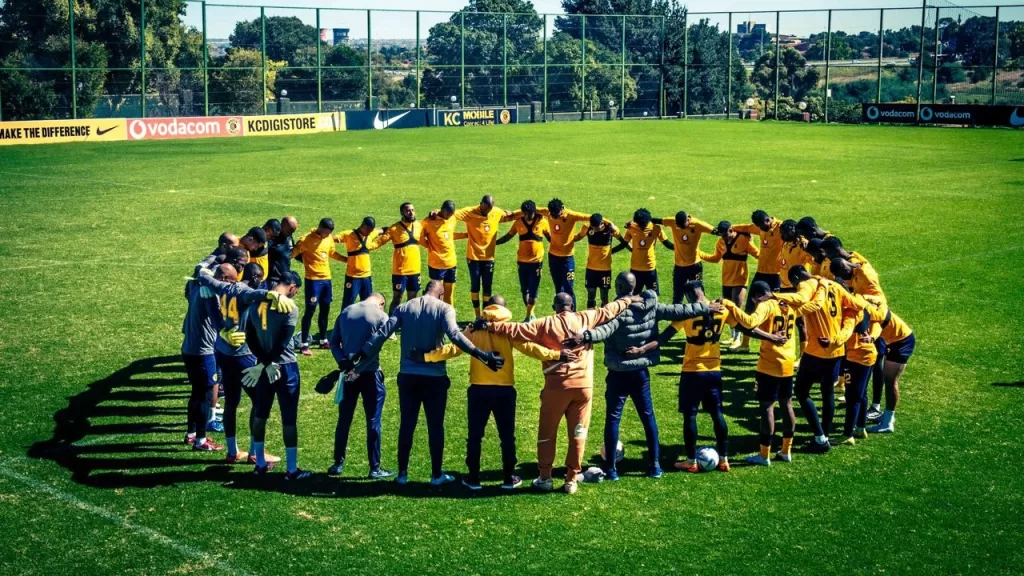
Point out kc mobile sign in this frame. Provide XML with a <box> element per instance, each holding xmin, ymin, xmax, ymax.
<box><xmin>863</xmin><ymin>103</ymin><xmax>1024</xmax><ymax>128</ymax></box>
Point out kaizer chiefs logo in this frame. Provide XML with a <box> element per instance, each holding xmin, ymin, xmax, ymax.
<box><xmin>443</xmin><ymin>232</ymin><xmax>450</xmax><ymax>239</ymax></box>
<box><xmin>227</xmin><ymin>117</ymin><xmax>241</xmax><ymax>135</ymax></box>
<box><xmin>499</xmin><ymin>110</ymin><xmax>511</xmax><ymax>124</ymax></box>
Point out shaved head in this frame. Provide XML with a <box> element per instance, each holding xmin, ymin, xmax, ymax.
<box><xmin>215</xmin><ymin>263</ymin><xmax>238</xmax><ymax>283</ymax></box>
<box><xmin>487</xmin><ymin>294</ymin><xmax>506</xmax><ymax>308</ymax></box>
<box><xmin>553</xmin><ymin>292</ymin><xmax>574</xmax><ymax>312</ymax></box>
<box><xmin>425</xmin><ymin>280</ymin><xmax>445</xmax><ymax>299</ymax></box>
<box><xmin>480</xmin><ymin>195</ymin><xmax>495</xmax><ymax>215</ymax></box>
<box><xmin>615</xmin><ymin>271</ymin><xmax>636</xmax><ymax>298</ymax></box>
<box><xmin>281</xmin><ymin>216</ymin><xmax>297</xmax><ymax>236</ymax></box>
<box><xmin>367</xmin><ymin>292</ymin><xmax>387</xmax><ymax>309</ymax></box>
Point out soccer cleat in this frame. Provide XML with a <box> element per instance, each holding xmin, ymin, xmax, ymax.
<box><xmin>394</xmin><ymin>472</ymin><xmax>409</xmax><ymax>485</ymax></box>
<box><xmin>253</xmin><ymin>462</ymin><xmax>277</xmax><ymax>476</ymax></box>
<box><xmin>224</xmin><ymin>451</ymin><xmax>250</xmax><ymax>464</ymax></box>
<box><xmin>840</xmin><ymin>437</ymin><xmax>856</xmax><ymax>446</ymax></box>
<box><xmin>868</xmin><ymin>422</ymin><xmax>894</xmax><ymax>434</ymax></box>
<box><xmin>184</xmin><ymin>433</ymin><xmax>196</xmax><ymax>445</ymax></box>
<box><xmin>774</xmin><ymin>451</ymin><xmax>793</xmax><ymax>463</ymax></box>
<box><xmin>674</xmin><ymin>460</ymin><xmax>700</xmax><ymax>473</ymax></box>
<box><xmin>319</xmin><ymin>340</ymin><xmax>330</xmax><ymax>350</ymax></box>
<box><xmin>284</xmin><ymin>468</ymin><xmax>312</xmax><ymax>481</ymax></box>
<box><xmin>327</xmin><ymin>462</ymin><xmax>344</xmax><ymax>476</ymax></box>
<box><xmin>717</xmin><ymin>460</ymin><xmax>731</xmax><ymax>472</ymax></box>
<box><xmin>300</xmin><ymin>345</ymin><xmax>312</xmax><ymax>357</ymax></box>
<box><xmin>532</xmin><ymin>477</ymin><xmax>554</xmax><ymax>492</ymax></box>
<box><xmin>368</xmin><ymin>469</ymin><xmax>394</xmax><ymax>480</ymax></box>
<box><xmin>807</xmin><ymin>439</ymin><xmax>831</xmax><ymax>454</ymax></box>
<box><xmin>206</xmin><ymin>421</ymin><xmax>224</xmax><ymax>433</ymax></box>
<box><xmin>745</xmin><ymin>454</ymin><xmax>771</xmax><ymax>466</ymax></box>
<box><xmin>564</xmin><ymin>480</ymin><xmax>578</xmax><ymax>495</ymax></box>
<box><xmin>247</xmin><ymin>452</ymin><xmax>281</xmax><ymax>464</ymax></box>
<box><xmin>502</xmin><ymin>476</ymin><xmax>523</xmax><ymax>490</ymax></box>
<box><xmin>429</xmin><ymin>473</ymin><xmax>455</xmax><ymax>487</ymax></box>
<box><xmin>212</xmin><ymin>404</ymin><xmax>224</xmax><ymax>416</ymax></box>
<box><xmin>606</xmin><ymin>469</ymin><xmax>620</xmax><ymax>482</ymax></box>
<box><xmin>865</xmin><ymin>406</ymin><xmax>883</xmax><ymax>421</ymax></box>
<box><xmin>647</xmin><ymin>466</ymin><xmax>664</xmax><ymax>478</ymax></box>
<box><xmin>191</xmin><ymin>439</ymin><xmax>223</xmax><ymax>452</ymax></box>
<box><xmin>854</xmin><ymin>428</ymin><xmax>868</xmax><ymax>439</ymax></box>
<box><xmin>461</xmin><ymin>478</ymin><xmax>482</xmax><ymax>491</ymax></box>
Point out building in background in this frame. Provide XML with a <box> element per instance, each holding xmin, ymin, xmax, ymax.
<box><xmin>319</xmin><ymin>28</ymin><xmax>350</xmax><ymax>46</ymax></box>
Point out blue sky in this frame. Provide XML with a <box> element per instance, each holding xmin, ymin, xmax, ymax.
<box><xmin>188</xmin><ymin>1</ymin><xmax>1023</xmax><ymax>40</ymax></box>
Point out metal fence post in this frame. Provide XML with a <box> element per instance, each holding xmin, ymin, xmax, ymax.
<box><xmin>69</xmin><ymin>0</ymin><xmax>77</xmax><ymax>119</ymax></box>
<box><xmin>683</xmin><ymin>11</ymin><xmax>688</xmax><ymax>117</ymax></box>
<box><xmin>932</xmin><ymin>7</ymin><xmax>940</xmax><ymax>103</ymax></box>
<box><xmin>543</xmin><ymin>16</ymin><xmax>548</xmax><ymax>116</ymax></box>
<box><xmin>824</xmin><ymin>9</ymin><xmax>831</xmax><ymax>123</ymax></box>
<box><xmin>774</xmin><ymin>11</ymin><xmax>781</xmax><ymax>120</ymax></box>
<box><xmin>660</xmin><ymin>15</ymin><xmax>665</xmax><ymax>117</ymax></box>
<box><xmin>261</xmin><ymin>7</ymin><xmax>267</xmax><ymax>114</ymax></box>
<box><xmin>621</xmin><ymin>15</ymin><xmax>626</xmax><ymax>119</ymax></box>
<box><xmin>367</xmin><ymin>10</ymin><xmax>373</xmax><ymax>108</ymax></box>
<box><xmin>581</xmin><ymin>15</ymin><xmax>586</xmax><ymax>117</ymax></box>
<box><xmin>915</xmin><ymin>1</ymin><xmax>926</xmax><ymax>119</ymax></box>
<box><xmin>992</xmin><ymin>7</ymin><xmax>999</xmax><ymax>105</ymax></box>
<box><xmin>460</xmin><ymin>11</ymin><xmax>465</xmax><ymax>108</ymax></box>
<box><xmin>503</xmin><ymin>14</ymin><xmax>508</xmax><ymax>107</ymax></box>
<box><xmin>202</xmin><ymin>1</ymin><xmax>209</xmax><ymax>116</ymax></box>
<box><xmin>416</xmin><ymin>11</ymin><xmax>421</xmax><ymax>109</ymax></box>
<box><xmin>727</xmin><ymin>12</ymin><xmax>733</xmax><ymax>119</ymax></box>
<box><xmin>316</xmin><ymin>9</ymin><xmax>322</xmax><ymax>113</ymax></box>
<box><xmin>141</xmin><ymin>0</ymin><xmax>146</xmax><ymax>118</ymax></box>
<box><xmin>877</xmin><ymin>9</ymin><xmax>884</xmax><ymax>103</ymax></box>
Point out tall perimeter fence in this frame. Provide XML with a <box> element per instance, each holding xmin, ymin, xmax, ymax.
<box><xmin>1</xmin><ymin>0</ymin><xmax>1023</xmax><ymax>123</ymax></box>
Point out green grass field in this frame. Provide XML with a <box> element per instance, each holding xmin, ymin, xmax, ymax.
<box><xmin>1</xmin><ymin>120</ymin><xmax>1022</xmax><ymax>575</ymax></box>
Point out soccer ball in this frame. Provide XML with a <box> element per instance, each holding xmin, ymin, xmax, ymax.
<box><xmin>695</xmin><ymin>446</ymin><xmax>719</xmax><ymax>472</ymax></box>
<box><xmin>600</xmin><ymin>441</ymin><xmax>625</xmax><ymax>463</ymax></box>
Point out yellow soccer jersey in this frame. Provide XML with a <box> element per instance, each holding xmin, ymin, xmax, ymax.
<box><xmin>291</xmin><ymin>228</ymin><xmax>345</xmax><ymax>281</ymax></box>
<box><xmin>723</xmin><ymin>299</ymin><xmax>797</xmax><ymax>377</ymax></box>
<box><xmin>776</xmin><ymin>277</ymin><xmax>865</xmax><ymax>359</ymax></box>
<box><xmin>420</xmin><ymin>215</ymin><xmax>459</xmax><ymax>270</ymax></box>
<box><xmin>337</xmin><ymin>229</ymin><xmax>390</xmax><ymax>279</ymax></box>
<box><xmin>386</xmin><ymin>220</ymin><xmax>422</xmax><ymax>276</ymax></box>
<box><xmin>848</xmin><ymin>251</ymin><xmax>886</xmax><ymax>304</ymax></box>
<box><xmin>623</xmin><ymin>222</ymin><xmax>667</xmax><ymax>272</ymax></box>
<box><xmin>510</xmin><ymin>216</ymin><xmax>549</xmax><ymax>264</ymax></box>
<box><xmin>576</xmin><ymin>222</ymin><xmax>620</xmax><ymax>272</ymax></box>
<box><xmin>735</xmin><ymin>219</ymin><xmax>783</xmax><ymax>275</ymax></box>
<box><xmin>671</xmin><ymin>309</ymin><xmax>736</xmax><ymax>373</ymax></box>
<box><xmin>844</xmin><ymin>309</ymin><xmax>882</xmax><ymax>367</ymax></box>
<box><xmin>455</xmin><ymin>207</ymin><xmax>517</xmax><ymax>262</ymax></box>
<box><xmin>662</xmin><ymin>217</ymin><xmax>714</xmax><ymax>267</ymax></box>
<box><xmin>540</xmin><ymin>208</ymin><xmax>590</xmax><ymax>258</ymax></box>
<box><xmin>701</xmin><ymin>234</ymin><xmax>760</xmax><ymax>288</ymax></box>
<box><xmin>861</xmin><ymin>295</ymin><xmax>913</xmax><ymax>345</ymax></box>
<box><xmin>780</xmin><ymin>240</ymin><xmax>813</xmax><ymax>289</ymax></box>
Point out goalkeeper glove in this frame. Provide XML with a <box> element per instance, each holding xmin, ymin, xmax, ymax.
<box><xmin>267</xmin><ymin>291</ymin><xmax>296</xmax><ymax>313</ymax></box>
<box><xmin>265</xmin><ymin>362</ymin><xmax>281</xmax><ymax>384</ymax></box>
<box><xmin>219</xmin><ymin>328</ymin><xmax>246</xmax><ymax>348</ymax></box>
<box><xmin>241</xmin><ymin>364</ymin><xmax>264</xmax><ymax>388</ymax></box>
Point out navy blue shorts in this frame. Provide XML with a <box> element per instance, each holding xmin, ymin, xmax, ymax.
<box><xmin>254</xmin><ymin>362</ymin><xmax>301</xmax><ymax>425</ymax></box>
<box><xmin>795</xmin><ymin>354</ymin><xmax>842</xmax><ymax>398</ymax></box>
<box><xmin>678</xmin><ymin>371</ymin><xmax>723</xmax><ymax>416</ymax></box>
<box><xmin>342</xmin><ymin>276</ymin><xmax>373</xmax><ymax>309</ymax></box>
<box><xmin>467</xmin><ymin>260</ymin><xmax>495</xmax><ymax>293</ymax></box>
<box><xmin>673</xmin><ymin>263</ymin><xmax>704</xmax><ymax>302</ymax></box>
<box><xmin>755</xmin><ymin>371</ymin><xmax>793</xmax><ymax>403</ymax></box>
<box><xmin>392</xmin><ymin>274</ymin><xmax>421</xmax><ymax>294</ymax></box>
<box><xmin>304</xmin><ymin>279</ymin><xmax>333</xmax><ymax>306</ymax></box>
<box><xmin>632</xmin><ymin>269</ymin><xmax>659</xmax><ymax>295</ymax></box>
<box><xmin>183</xmin><ymin>354</ymin><xmax>218</xmax><ymax>389</ymax></box>
<box><xmin>885</xmin><ymin>333</ymin><xmax>915</xmax><ymax>364</ymax></box>
<box><xmin>428</xmin><ymin>266</ymin><xmax>457</xmax><ymax>283</ymax></box>
<box><xmin>548</xmin><ymin>254</ymin><xmax>576</xmax><ymax>293</ymax></box>
<box><xmin>215</xmin><ymin>351</ymin><xmax>257</xmax><ymax>405</ymax></box>
<box><xmin>518</xmin><ymin>262</ymin><xmax>543</xmax><ymax>300</ymax></box>
<box><xmin>585</xmin><ymin>268</ymin><xmax>611</xmax><ymax>290</ymax></box>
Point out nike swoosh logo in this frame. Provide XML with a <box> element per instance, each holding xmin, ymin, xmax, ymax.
<box><xmin>97</xmin><ymin>126</ymin><xmax>117</xmax><ymax>136</ymax></box>
<box><xmin>1011</xmin><ymin>108</ymin><xmax>1024</xmax><ymax>127</ymax></box>
<box><xmin>373</xmin><ymin>111</ymin><xmax>412</xmax><ymax>130</ymax></box>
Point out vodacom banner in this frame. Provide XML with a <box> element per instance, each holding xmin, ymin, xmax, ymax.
<box><xmin>127</xmin><ymin>116</ymin><xmax>244</xmax><ymax>141</ymax></box>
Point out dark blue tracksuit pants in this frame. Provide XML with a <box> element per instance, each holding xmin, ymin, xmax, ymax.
<box><xmin>604</xmin><ymin>368</ymin><xmax>660</xmax><ymax>472</ymax></box>
<box><xmin>334</xmin><ymin>370</ymin><xmax>386</xmax><ymax>471</ymax></box>
<box><xmin>466</xmin><ymin>385</ymin><xmax>517</xmax><ymax>484</ymax></box>
<box><xmin>397</xmin><ymin>373</ymin><xmax>450</xmax><ymax>478</ymax></box>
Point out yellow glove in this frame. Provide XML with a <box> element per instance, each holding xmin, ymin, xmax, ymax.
<box><xmin>267</xmin><ymin>292</ymin><xmax>296</xmax><ymax>313</ymax></box>
<box><xmin>219</xmin><ymin>328</ymin><xmax>246</xmax><ymax>348</ymax></box>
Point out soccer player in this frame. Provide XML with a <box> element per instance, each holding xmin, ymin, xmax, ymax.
<box><xmin>267</xmin><ymin>216</ymin><xmax>298</xmax><ymax>283</ymax></box>
<box><xmin>248</xmin><ymin>220</ymin><xmax>280</xmax><ymax>277</ymax></box>
<box><xmin>861</xmin><ymin>295</ymin><xmax>915</xmax><ymax>434</ymax></box>
<box><xmin>653</xmin><ymin>286</ymin><xmax>736</xmax><ymax>473</ymax></box>
<box><xmin>454</xmin><ymin>195</ymin><xmax>517</xmax><ymax>318</ymax></box>
<box><xmin>496</xmin><ymin>200</ymin><xmax>550</xmax><ymax>321</ymax></box>
<box><xmin>773</xmin><ymin>265</ymin><xmax>865</xmax><ymax>453</ymax></box>
<box><xmin>838</xmin><ymin>307</ymin><xmax>881</xmax><ymax>446</ymax></box>
<box><xmin>796</xmin><ymin>216</ymin><xmax>830</xmax><ymax>242</ymax></box>
<box><xmin>182</xmin><ymin>264</ymin><xmax>231</xmax><ymax>451</ymax></box>
<box><xmin>622</xmin><ymin>208</ymin><xmax>672</xmax><ymax>295</ymax></box>
<box><xmin>346</xmin><ymin>280</ymin><xmax>504</xmax><ymax>486</ymax></box>
<box><xmin>337</xmin><ymin>216</ymin><xmax>391</xmax><ymax>310</ymax></box>
<box><xmin>239</xmin><ymin>227</ymin><xmax>267</xmax><ymax>269</ymax></box>
<box><xmin>327</xmin><ymin>293</ymin><xmax>393</xmax><ymax>480</ymax></box>
<box><xmin>479</xmin><ymin>292</ymin><xmax>638</xmax><ymax>494</ymax></box>
<box><xmin>827</xmin><ymin>241</ymin><xmax>885</xmax><ymax>303</ymax></box>
<box><xmin>420</xmin><ymin>200</ymin><xmax>461</xmax><ymax>306</ymax></box>
<box><xmin>539</xmin><ymin>198</ymin><xmax>590</xmax><ymax>310</ymax></box>
<box><xmin>291</xmin><ymin>218</ymin><xmax>347</xmax><ymax>355</ymax></box>
<box><xmin>801</xmin><ymin>237</ymin><xmax>834</xmax><ymax>280</ymax></box>
<box><xmin>567</xmin><ymin>272</ymin><xmax>713</xmax><ymax>479</ymax></box>
<box><xmin>244</xmin><ymin>271</ymin><xmax>309</xmax><ymax>479</ymax></box>
<box><xmin>198</xmin><ymin>263</ymin><xmax>289</xmax><ymax>465</ymax></box>
<box><xmin>192</xmin><ymin>232</ymin><xmax>239</xmax><ymax>278</ymax></box>
<box><xmin>420</xmin><ymin>295</ymin><xmax>573</xmax><ymax>490</ymax></box>
<box><xmin>385</xmin><ymin>203</ymin><xmax>423</xmax><ymax>315</ymax></box>
<box><xmin>572</xmin><ymin>213</ymin><xmax>628</xmax><ymax>308</ymax></box>
<box><xmin>699</xmin><ymin>221</ymin><xmax>760</xmax><ymax>349</ymax></box>
<box><xmin>779</xmin><ymin>219</ymin><xmax>813</xmax><ymax>360</ymax></box>
<box><xmin>735</xmin><ymin>210</ymin><xmax>784</xmax><ymax>293</ymax></box>
<box><xmin>660</xmin><ymin>211</ymin><xmax>715</xmax><ymax>304</ymax></box>
<box><xmin>721</xmin><ymin>282</ymin><xmax>801</xmax><ymax>465</ymax></box>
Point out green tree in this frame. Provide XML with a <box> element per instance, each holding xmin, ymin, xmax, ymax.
<box><xmin>805</xmin><ymin>32</ymin><xmax>853</xmax><ymax>62</ymax></box>
<box><xmin>229</xmin><ymin>16</ymin><xmax>318</xmax><ymax>64</ymax></box>
<box><xmin>208</xmin><ymin>48</ymin><xmax>283</xmax><ymax>115</ymax></box>
<box><xmin>752</xmin><ymin>47</ymin><xmax>820</xmax><ymax>103</ymax></box>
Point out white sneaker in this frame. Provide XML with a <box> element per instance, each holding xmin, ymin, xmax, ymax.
<box><xmin>868</xmin><ymin>421</ymin><xmax>894</xmax><ymax>434</ymax></box>
<box><xmin>774</xmin><ymin>451</ymin><xmax>792</xmax><ymax>463</ymax></box>
<box><xmin>865</xmin><ymin>406</ymin><xmax>883</xmax><ymax>421</ymax></box>
<box><xmin>564</xmin><ymin>480</ymin><xmax>578</xmax><ymax>495</ymax></box>
<box><xmin>532</xmin><ymin>476</ymin><xmax>554</xmax><ymax>492</ymax></box>
<box><xmin>429</xmin><ymin>473</ymin><xmax>455</xmax><ymax>486</ymax></box>
<box><xmin>745</xmin><ymin>454</ymin><xmax>771</xmax><ymax>466</ymax></box>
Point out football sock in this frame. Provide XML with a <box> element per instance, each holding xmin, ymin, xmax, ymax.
<box><xmin>226</xmin><ymin>437</ymin><xmax>238</xmax><ymax>457</ymax></box>
<box><xmin>286</xmin><ymin>447</ymin><xmax>298</xmax><ymax>473</ymax></box>
<box><xmin>759</xmin><ymin>445</ymin><xmax>770</xmax><ymax>459</ymax></box>
<box><xmin>586</xmin><ymin>298</ymin><xmax>596</xmax><ymax>309</ymax></box>
<box><xmin>471</xmin><ymin>293</ymin><xmax>480</xmax><ymax>318</ymax></box>
<box><xmin>781</xmin><ymin>437</ymin><xmax>793</xmax><ymax>455</ymax></box>
<box><xmin>254</xmin><ymin>442</ymin><xmax>266</xmax><ymax>467</ymax></box>
<box><xmin>442</xmin><ymin>282</ymin><xmax>455</xmax><ymax>306</ymax></box>
<box><xmin>525</xmin><ymin>303</ymin><xmax>535</xmax><ymax>317</ymax></box>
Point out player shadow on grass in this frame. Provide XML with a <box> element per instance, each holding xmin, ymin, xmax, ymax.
<box><xmin>27</xmin><ymin>355</ymin><xmax>239</xmax><ymax>489</ymax></box>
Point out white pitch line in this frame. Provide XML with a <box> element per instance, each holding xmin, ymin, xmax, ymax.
<box><xmin>0</xmin><ymin>464</ymin><xmax>254</xmax><ymax>576</ymax></box>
